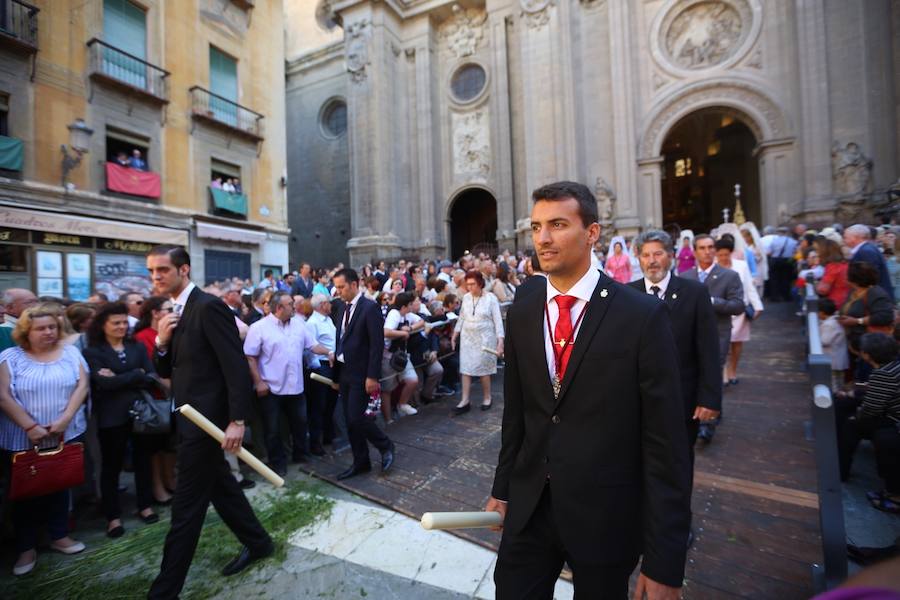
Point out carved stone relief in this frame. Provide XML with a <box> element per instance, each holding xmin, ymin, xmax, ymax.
<box><xmin>595</xmin><ymin>177</ymin><xmax>617</xmax><ymax>223</ymax></box>
<box><xmin>831</xmin><ymin>141</ymin><xmax>873</xmax><ymax>195</ymax></box>
<box><xmin>665</xmin><ymin>2</ymin><xmax>743</xmax><ymax>69</ymax></box>
<box><xmin>452</xmin><ymin>110</ymin><xmax>491</xmax><ymax>180</ymax></box>
<box><xmin>315</xmin><ymin>0</ymin><xmax>338</xmax><ymax>32</ymax></box>
<box><xmin>520</xmin><ymin>0</ymin><xmax>554</xmax><ymax>30</ymax></box>
<box><xmin>346</xmin><ymin>20</ymin><xmax>372</xmax><ymax>84</ymax></box>
<box><xmin>440</xmin><ymin>5</ymin><xmax>487</xmax><ymax>59</ymax></box>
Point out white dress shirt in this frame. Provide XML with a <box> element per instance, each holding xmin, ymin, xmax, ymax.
<box><xmin>243</xmin><ymin>314</ymin><xmax>315</xmax><ymax>395</ymax></box>
<box><xmin>305</xmin><ymin>311</ymin><xmax>336</xmax><ymax>369</ymax></box>
<box><xmin>543</xmin><ymin>267</ymin><xmax>600</xmax><ymax>384</ymax></box>
<box><xmin>643</xmin><ymin>271</ymin><xmax>672</xmax><ymax>299</ymax></box>
<box><xmin>172</xmin><ymin>282</ymin><xmax>196</xmax><ymax>314</ymax></box>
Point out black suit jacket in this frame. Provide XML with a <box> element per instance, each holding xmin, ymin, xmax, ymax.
<box><xmin>291</xmin><ymin>277</ymin><xmax>315</xmax><ymax>299</ymax></box>
<box><xmin>83</xmin><ymin>340</ymin><xmax>157</xmax><ymax>429</ymax></box>
<box><xmin>628</xmin><ymin>275</ymin><xmax>722</xmax><ymax>417</ymax></box>
<box><xmin>155</xmin><ymin>287</ymin><xmax>252</xmax><ymax>438</ymax></box>
<box><xmin>493</xmin><ymin>273</ymin><xmax>691</xmax><ymax>587</ymax></box>
<box><xmin>334</xmin><ymin>295</ymin><xmax>384</xmax><ymax>385</ymax></box>
<box><xmin>853</xmin><ymin>242</ymin><xmax>895</xmax><ymax>302</ymax></box>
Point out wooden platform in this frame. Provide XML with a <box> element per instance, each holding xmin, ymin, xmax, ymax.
<box><xmin>300</xmin><ymin>302</ymin><xmax>821</xmax><ymax>599</ymax></box>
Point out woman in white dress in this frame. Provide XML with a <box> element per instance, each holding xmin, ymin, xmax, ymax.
<box><xmin>715</xmin><ymin>234</ymin><xmax>764</xmax><ymax>386</ymax></box>
<box><xmin>451</xmin><ymin>271</ymin><xmax>504</xmax><ymax>414</ymax></box>
<box><xmin>740</xmin><ymin>221</ymin><xmax>768</xmax><ymax>298</ymax></box>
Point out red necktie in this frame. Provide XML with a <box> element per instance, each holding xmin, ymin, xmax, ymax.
<box><xmin>553</xmin><ymin>295</ymin><xmax>578</xmax><ymax>381</ymax></box>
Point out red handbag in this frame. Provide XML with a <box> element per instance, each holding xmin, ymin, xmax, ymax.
<box><xmin>9</xmin><ymin>441</ymin><xmax>85</xmax><ymax>501</ymax></box>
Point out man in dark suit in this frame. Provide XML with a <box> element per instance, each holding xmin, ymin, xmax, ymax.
<box><xmin>331</xmin><ymin>268</ymin><xmax>394</xmax><ymax>480</ymax></box>
<box><xmin>629</xmin><ymin>230</ymin><xmax>722</xmax><ymax>452</ymax></box>
<box><xmin>146</xmin><ymin>245</ymin><xmax>273</xmax><ymax>599</ymax></box>
<box><xmin>290</xmin><ymin>263</ymin><xmax>316</xmax><ymax>298</ymax></box>
<box><xmin>243</xmin><ymin>288</ymin><xmax>267</xmax><ymax>326</ymax></box>
<box><xmin>681</xmin><ymin>234</ymin><xmax>745</xmax><ymax>443</ymax></box>
<box><xmin>486</xmin><ymin>182</ymin><xmax>691</xmax><ymax>599</ymax></box>
<box><xmin>844</xmin><ymin>224</ymin><xmax>895</xmax><ymax>301</ymax></box>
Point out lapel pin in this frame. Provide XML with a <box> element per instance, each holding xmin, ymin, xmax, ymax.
<box><xmin>600</xmin><ymin>289</ymin><xmax>608</xmax><ymax>298</ymax></box>
<box><xmin>671</xmin><ymin>293</ymin><xmax>677</xmax><ymax>299</ymax></box>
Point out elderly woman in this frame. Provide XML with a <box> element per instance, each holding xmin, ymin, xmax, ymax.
<box><xmin>82</xmin><ymin>303</ymin><xmax>160</xmax><ymax>538</ymax></box>
<box><xmin>0</xmin><ymin>304</ymin><xmax>89</xmax><ymax>575</ymax></box>
<box><xmin>451</xmin><ymin>270</ymin><xmax>504</xmax><ymax>414</ymax></box>
<box><xmin>838</xmin><ymin>261</ymin><xmax>895</xmax><ymax>381</ymax></box>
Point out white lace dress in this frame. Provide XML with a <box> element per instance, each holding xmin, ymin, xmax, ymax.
<box><xmin>454</xmin><ymin>292</ymin><xmax>504</xmax><ymax>377</ymax></box>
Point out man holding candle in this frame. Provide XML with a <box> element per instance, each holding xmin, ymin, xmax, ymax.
<box><xmin>145</xmin><ymin>245</ymin><xmax>273</xmax><ymax>600</ymax></box>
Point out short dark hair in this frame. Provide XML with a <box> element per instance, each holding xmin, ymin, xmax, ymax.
<box><xmin>135</xmin><ymin>295</ymin><xmax>170</xmax><ymax>333</ymax></box>
<box><xmin>148</xmin><ymin>244</ymin><xmax>190</xmax><ymax>268</ymax></box>
<box><xmin>818</xmin><ymin>298</ymin><xmax>837</xmax><ymax>316</ymax></box>
<box><xmin>847</xmin><ymin>261</ymin><xmax>879</xmax><ymax>287</ymax></box>
<box><xmin>693</xmin><ymin>234</ymin><xmax>714</xmax><ymax>249</ymax></box>
<box><xmin>251</xmin><ymin>288</ymin><xmax>269</xmax><ymax>303</ymax></box>
<box><xmin>334</xmin><ymin>268</ymin><xmax>359</xmax><ymax>284</ymax></box>
<box><xmin>264</xmin><ymin>269</ymin><xmax>273</xmax><ymax>278</ymax></box>
<box><xmin>269</xmin><ymin>291</ymin><xmax>291</xmax><ymax>311</ymax></box>
<box><xmin>442</xmin><ymin>293</ymin><xmax>458</xmax><ymax>308</ymax></box>
<box><xmin>531</xmin><ymin>181</ymin><xmax>598</xmax><ymax>227</ymax></box>
<box><xmin>87</xmin><ymin>302</ymin><xmax>130</xmax><ymax>347</ymax></box>
<box><xmin>860</xmin><ymin>333</ymin><xmax>899</xmax><ymax>366</ymax></box>
<box><xmin>393</xmin><ymin>292</ymin><xmax>415</xmax><ymax>310</ymax></box>
<box><xmin>715</xmin><ymin>236</ymin><xmax>734</xmax><ymax>252</ymax></box>
<box><xmin>465</xmin><ymin>269</ymin><xmax>485</xmax><ymax>288</ymax></box>
<box><xmin>90</xmin><ymin>292</ymin><xmax>109</xmax><ymax>302</ymax></box>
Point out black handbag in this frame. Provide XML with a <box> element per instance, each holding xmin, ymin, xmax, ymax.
<box><xmin>389</xmin><ymin>348</ymin><xmax>409</xmax><ymax>372</ymax></box>
<box><xmin>131</xmin><ymin>388</ymin><xmax>172</xmax><ymax>434</ymax></box>
<box><xmin>745</xmin><ymin>304</ymin><xmax>756</xmax><ymax>320</ymax></box>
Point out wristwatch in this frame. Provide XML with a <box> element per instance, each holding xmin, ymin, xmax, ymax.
<box><xmin>154</xmin><ymin>335</ymin><xmax>166</xmax><ymax>348</ymax></box>
<box><xmin>857</xmin><ymin>318</ymin><xmax>864</xmax><ymax>326</ymax></box>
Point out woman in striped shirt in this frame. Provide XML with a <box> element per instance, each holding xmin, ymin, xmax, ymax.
<box><xmin>0</xmin><ymin>304</ymin><xmax>89</xmax><ymax>576</ymax></box>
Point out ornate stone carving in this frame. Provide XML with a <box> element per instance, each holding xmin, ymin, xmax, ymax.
<box><xmin>315</xmin><ymin>0</ymin><xmax>338</xmax><ymax>32</ymax></box>
<box><xmin>831</xmin><ymin>141</ymin><xmax>873</xmax><ymax>195</ymax></box>
<box><xmin>520</xmin><ymin>0</ymin><xmax>554</xmax><ymax>30</ymax></box>
<box><xmin>345</xmin><ymin>20</ymin><xmax>372</xmax><ymax>83</ymax></box>
<box><xmin>452</xmin><ymin>110</ymin><xmax>491</xmax><ymax>180</ymax></box>
<box><xmin>594</xmin><ymin>177</ymin><xmax>616</xmax><ymax>223</ymax></box>
<box><xmin>652</xmin><ymin>73</ymin><xmax>669</xmax><ymax>91</ymax></box>
<box><xmin>665</xmin><ymin>1</ymin><xmax>743</xmax><ymax>69</ymax></box>
<box><xmin>580</xmin><ymin>0</ymin><xmax>605</xmax><ymax>8</ymax></box>
<box><xmin>746</xmin><ymin>47</ymin><xmax>762</xmax><ymax>69</ymax></box>
<box><xmin>440</xmin><ymin>5</ymin><xmax>486</xmax><ymax>59</ymax></box>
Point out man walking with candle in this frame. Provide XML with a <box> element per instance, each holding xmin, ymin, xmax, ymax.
<box><xmin>145</xmin><ymin>245</ymin><xmax>273</xmax><ymax>600</ymax></box>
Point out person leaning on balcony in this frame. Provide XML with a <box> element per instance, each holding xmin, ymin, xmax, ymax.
<box><xmin>233</xmin><ymin>178</ymin><xmax>243</xmax><ymax>194</ymax></box>
<box><xmin>130</xmin><ymin>149</ymin><xmax>147</xmax><ymax>171</ymax></box>
<box><xmin>115</xmin><ymin>152</ymin><xmax>130</xmax><ymax>167</ymax></box>
<box><xmin>223</xmin><ymin>178</ymin><xmax>236</xmax><ymax>193</ymax></box>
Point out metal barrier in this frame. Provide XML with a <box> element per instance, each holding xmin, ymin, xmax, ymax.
<box><xmin>804</xmin><ymin>283</ymin><xmax>848</xmax><ymax>591</ymax></box>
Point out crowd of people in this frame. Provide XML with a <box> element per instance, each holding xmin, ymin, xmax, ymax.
<box><xmin>0</xmin><ymin>214</ymin><xmax>897</xmax><ymax>582</ymax></box>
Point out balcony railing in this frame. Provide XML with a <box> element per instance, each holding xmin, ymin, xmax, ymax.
<box><xmin>0</xmin><ymin>0</ymin><xmax>39</xmax><ymax>52</ymax></box>
<box><xmin>190</xmin><ymin>86</ymin><xmax>264</xmax><ymax>141</ymax></box>
<box><xmin>87</xmin><ymin>38</ymin><xmax>169</xmax><ymax>103</ymax></box>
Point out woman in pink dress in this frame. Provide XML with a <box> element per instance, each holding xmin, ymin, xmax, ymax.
<box><xmin>605</xmin><ymin>236</ymin><xmax>632</xmax><ymax>284</ymax></box>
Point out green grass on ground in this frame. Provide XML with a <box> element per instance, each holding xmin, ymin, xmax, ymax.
<box><xmin>9</xmin><ymin>480</ymin><xmax>333</xmax><ymax>600</ymax></box>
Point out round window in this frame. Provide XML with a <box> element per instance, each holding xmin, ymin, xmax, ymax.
<box><xmin>451</xmin><ymin>64</ymin><xmax>487</xmax><ymax>103</ymax></box>
<box><xmin>322</xmin><ymin>100</ymin><xmax>347</xmax><ymax>137</ymax></box>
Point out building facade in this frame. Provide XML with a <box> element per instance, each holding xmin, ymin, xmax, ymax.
<box><xmin>286</xmin><ymin>0</ymin><xmax>900</xmax><ymax>266</ymax></box>
<box><xmin>0</xmin><ymin>0</ymin><xmax>288</xmax><ymax>299</ymax></box>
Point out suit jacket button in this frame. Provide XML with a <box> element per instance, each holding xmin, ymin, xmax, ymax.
<box><xmin>551</xmin><ymin>415</ymin><xmax>560</xmax><ymax>424</ymax></box>
<box><xmin>543</xmin><ymin>456</ymin><xmax>550</xmax><ymax>464</ymax></box>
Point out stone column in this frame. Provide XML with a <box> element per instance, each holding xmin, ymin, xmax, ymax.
<box><xmin>489</xmin><ymin>10</ymin><xmax>516</xmax><ymax>251</ymax></box>
<box><xmin>756</xmin><ymin>139</ymin><xmax>797</xmax><ymax>226</ymax></box>
<box><xmin>794</xmin><ymin>0</ymin><xmax>833</xmax><ymax>211</ymax></box>
<box><xmin>608</xmin><ymin>0</ymin><xmax>640</xmax><ymax>230</ymax></box>
<box><xmin>411</xmin><ymin>40</ymin><xmax>444</xmax><ymax>258</ymax></box>
<box><xmin>343</xmin><ymin>9</ymin><xmax>402</xmax><ymax>264</ymax></box>
<box><xmin>636</xmin><ymin>157</ymin><xmax>664</xmax><ymax>230</ymax></box>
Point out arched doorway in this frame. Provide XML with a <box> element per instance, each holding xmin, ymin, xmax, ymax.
<box><xmin>660</xmin><ymin>108</ymin><xmax>760</xmax><ymax>233</ymax></box>
<box><xmin>448</xmin><ymin>188</ymin><xmax>497</xmax><ymax>259</ymax></box>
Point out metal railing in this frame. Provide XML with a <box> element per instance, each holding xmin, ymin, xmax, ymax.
<box><xmin>189</xmin><ymin>86</ymin><xmax>264</xmax><ymax>140</ymax></box>
<box><xmin>87</xmin><ymin>38</ymin><xmax>169</xmax><ymax>102</ymax></box>
<box><xmin>803</xmin><ymin>283</ymin><xmax>848</xmax><ymax>592</ymax></box>
<box><xmin>0</xmin><ymin>0</ymin><xmax>39</xmax><ymax>50</ymax></box>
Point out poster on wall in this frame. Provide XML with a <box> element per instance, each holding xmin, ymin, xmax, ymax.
<box><xmin>94</xmin><ymin>252</ymin><xmax>153</xmax><ymax>298</ymax></box>
<box><xmin>37</xmin><ymin>278</ymin><xmax>63</xmax><ymax>297</ymax></box>
<box><xmin>66</xmin><ymin>253</ymin><xmax>92</xmax><ymax>302</ymax></box>
<box><xmin>36</xmin><ymin>251</ymin><xmax>62</xmax><ymax>278</ymax></box>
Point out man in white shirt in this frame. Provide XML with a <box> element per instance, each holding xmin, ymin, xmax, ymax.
<box><xmin>244</xmin><ymin>291</ymin><xmax>332</xmax><ymax>476</ymax></box>
<box><xmin>0</xmin><ymin>288</ymin><xmax>38</xmax><ymax>329</ymax></box>
<box><xmin>305</xmin><ymin>294</ymin><xmax>342</xmax><ymax>455</ymax></box>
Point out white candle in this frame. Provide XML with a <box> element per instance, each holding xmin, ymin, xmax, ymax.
<box><xmin>310</xmin><ymin>372</ymin><xmax>339</xmax><ymax>390</ymax></box>
<box><xmin>177</xmin><ymin>404</ymin><xmax>285</xmax><ymax>488</ymax></box>
<box><xmin>482</xmin><ymin>346</ymin><xmax>499</xmax><ymax>356</ymax></box>
<box><xmin>420</xmin><ymin>511</ymin><xmax>503</xmax><ymax>530</ymax></box>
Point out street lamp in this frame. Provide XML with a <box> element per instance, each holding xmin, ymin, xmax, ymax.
<box><xmin>60</xmin><ymin>118</ymin><xmax>94</xmax><ymax>189</ymax></box>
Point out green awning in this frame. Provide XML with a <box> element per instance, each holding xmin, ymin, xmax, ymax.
<box><xmin>209</xmin><ymin>186</ymin><xmax>248</xmax><ymax>216</ymax></box>
<box><xmin>0</xmin><ymin>135</ymin><xmax>24</xmax><ymax>172</ymax></box>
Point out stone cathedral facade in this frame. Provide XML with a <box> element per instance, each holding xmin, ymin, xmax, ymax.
<box><xmin>285</xmin><ymin>0</ymin><xmax>900</xmax><ymax>266</ymax></box>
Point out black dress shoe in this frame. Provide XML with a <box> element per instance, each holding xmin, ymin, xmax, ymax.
<box><xmin>336</xmin><ymin>464</ymin><xmax>371</xmax><ymax>480</ymax></box>
<box><xmin>221</xmin><ymin>542</ymin><xmax>275</xmax><ymax>576</ymax></box>
<box><xmin>381</xmin><ymin>442</ymin><xmax>395</xmax><ymax>474</ymax></box>
<box><xmin>452</xmin><ymin>403</ymin><xmax>471</xmax><ymax>416</ymax></box>
<box><xmin>140</xmin><ymin>512</ymin><xmax>159</xmax><ymax>525</ymax></box>
<box><xmin>106</xmin><ymin>525</ymin><xmax>125</xmax><ymax>538</ymax></box>
<box><xmin>480</xmin><ymin>400</ymin><xmax>492</xmax><ymax>411</ymax></box>
<box><xmin>239</xmin><ymin>479</ymin><xmax>256</xmax><ymax>489</ymax></box>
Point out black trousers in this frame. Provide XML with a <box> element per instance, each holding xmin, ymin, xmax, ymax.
<box><xmin>495</xmin><ymin>485</ymin><xmax>638</xmax><ymax>600</ymax></box>
<box><xmin>97</xmin><ymin>423</ymin><xmax>154</xmax><ymax>521</ymax></box>
<box><xmin>148</xmin><ymin>433</ymin><xmax>272</xmax><ymax>600</ymax></box>
<box><xmin>258</xmin><ymin>392</ymin><xmax>307</xmax><ymax>470</ymax></box>
<box><xmin>308</xmin><ymin>365</ymin><xmax>339</xmax><ymax>446</ymax></box>
<box><xmin>339</xmin><ymin>378</ymin><xmax>390</xmax><ymax>468</ymax></box>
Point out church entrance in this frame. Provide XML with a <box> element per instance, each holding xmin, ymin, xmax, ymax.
<box><xmin>448</xmin><ymin>188</ymin><xmax>497</xmax><ymax>259</ymax></box>
<box><xmin>660</xmin><ymin>108</ymin><xmax>760</xmax><ymax>234</ymax></box>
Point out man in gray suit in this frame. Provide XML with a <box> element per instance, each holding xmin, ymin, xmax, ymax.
<box><xmin>681</xmin><ymin>233</ymin><xmax>745</xmax><ymax>443</ymax></box>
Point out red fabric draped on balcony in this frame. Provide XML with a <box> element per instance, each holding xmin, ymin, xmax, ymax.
<box><xmin>105</xmin><ymin>162</ymin><xmax>161</xmax><ymax>198</ymax></box>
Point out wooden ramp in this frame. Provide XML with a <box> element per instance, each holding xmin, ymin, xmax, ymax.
<box><xmin>301</xmin><ymin>302</ymin><xmax>821</xmax><ymax>599</ymax></box>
